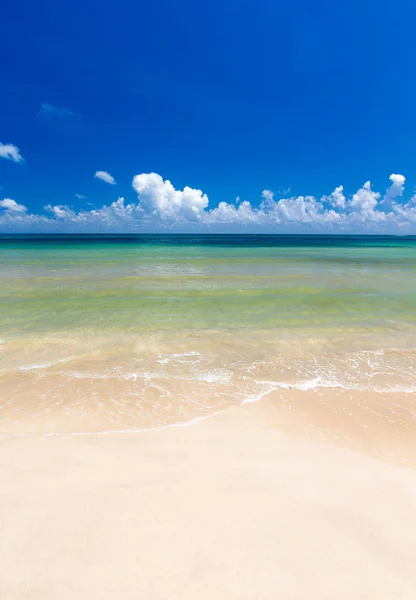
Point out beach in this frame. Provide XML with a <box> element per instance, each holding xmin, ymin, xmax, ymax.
<box><xmin>1</xmin><ymin>234</ymin><xmax>415</xmax><ymax>598</ymax></box>
<box><xmin>1</xmin><ymin>397</ymin><xmax>416</xmax><ymax>599</ymax></box>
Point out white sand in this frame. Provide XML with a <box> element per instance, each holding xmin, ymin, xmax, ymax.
<box><xmin>1</xmin><ymin>398</ymin><xmax>415</xmax><ymax>599</ymax></box>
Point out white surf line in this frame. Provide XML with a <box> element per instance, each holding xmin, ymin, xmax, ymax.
<box><xmin>0</xmin><ymin>378</ymin><xmax>414</xmax><ymax>440</ymax></box>
<box><xmin>0</xmin><ymin>411</ymin><xmax>223</xmax><ymax>440</ymax></box>
<box><xmin>0</xmin><ymin>384</ymin><xmax>278</xmax><ymax>440</ymax></box>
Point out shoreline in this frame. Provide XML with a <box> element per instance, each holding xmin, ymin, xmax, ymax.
<box><xmin>1</xmin><ymin>386</ymin><xmax>415</xmax><ymax>467</ymax></box>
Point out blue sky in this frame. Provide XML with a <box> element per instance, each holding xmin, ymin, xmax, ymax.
<box><xmin>1</xmin><ymin>0</ymin><xmax>416</xmax><ymax>232</ymax></box>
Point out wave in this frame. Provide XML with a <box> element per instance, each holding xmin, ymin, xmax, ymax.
<box><xmin>1</xmin><ymin>345</ymin><xmax>416</xmax><ymax>438</ymax></box>
<box><xmin>11</xmin><ymin>347</ymin><xmax>416</xmax><ymax>394</ymax></box>
<box><xmin>18</xmin><ymin>357</ymin><xmax>74</xmax><ymax>371</ymax></box>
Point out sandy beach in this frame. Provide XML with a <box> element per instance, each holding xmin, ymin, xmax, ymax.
<box><xmin>1</xmin><ymin>393</ymin><xmax>415</xmax><ymax>600</ymax></box>
<box><xmin>1</xmin><ymin>235</ymin><xmax>416</xmax><ymax>598</ymax></box>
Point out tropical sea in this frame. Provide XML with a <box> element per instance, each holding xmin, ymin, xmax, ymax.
<box><xmin>1</xmin><ymin>234</ymin><xmax>416</xmax><ymax>435</ymax></box>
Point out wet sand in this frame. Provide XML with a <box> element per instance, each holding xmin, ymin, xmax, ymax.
<box><xmin>1</xmin><ymin>395</ymin><xmax>415</xmax><ymax>599</ymax></box>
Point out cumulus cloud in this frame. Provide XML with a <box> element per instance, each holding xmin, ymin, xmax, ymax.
<box><xmin>132</xmin><ymin>172</ymin><xmax>208</xmax><ymax>221</ymax></box>
<box><xmin>0</xmin><ymin>198</ymin><xmax>27</xmax><ymax>213</ymax></box>
<box><xmin>2</xmin><ymin>172</ymin><xmax>416</xmax><ymax>233</ymax></box>
<box><xmin>95</xmin><ymin>171</ymin><xmax>116</xmax><ymax>185</ymax></box>
<box><xmin>349</xmin><ymin>181</ymin><xmax>384</xmax><ymax>221</ymax></box>
<box><xmin>382</xmin><ymin>173</ymin><xmax>406</xmax><ymax>208</ymax></box>
<box><xmin>207</xmin><ymin>200</ymin><xmax>260</xmax><ymax>225</ymax></box>
<box><xmin>45</xmin><ymin>204</ymin><xmax>74</xmax><ymax>219</ymax></box>
<box><xmin>0</xmin><ymin>142</ymin><xmax>24</xmax><ymax>163</ymax></box>
<box><xmin>323</xmin><ymin>185</ymin><xmax>346</xmax><ymax>209</ymax></box>
<box><xmin>261</xmin><ymin>189</ymin><xmax>274</xmax><ymax>203</ymax></box>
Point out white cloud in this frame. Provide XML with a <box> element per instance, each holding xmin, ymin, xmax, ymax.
<box><xmin>132</xmin><ymin>172</ymin><xmax>208</xmax><ymax>221</ymax></box>
<box><xmin>0</xmin><ymin>198</ymin><xmax>27</xmax><ymax>213</ymax></box>
<box><xmin>388</xmin><ymin>173</ymin><xmax>405</xmax><ymax>195</ymax></box>
<box><xmin>349</xmin><ymin>181</ymin><xmax>384</xmax><ymax>221</ymax></box>
<box><xmin>2</xmin><ymin>171</ymin><xmax>416</xmax><ymax>233</ymax></box>
<box><xmin>382</xmin><ymin>173</ymin><xmax>406</xmax><ymax>208</ymax></box>
<box><xmin>95</xmin><ymin>171</ymin><xmax>116</xmax><ymax>185</ymax></box>
<box><xmin>323</xmin><ymin>185</ymin><xmax>345</xmax><ymax>209</ymax></box>
<box><xmin>207</xmin><ymin>200</ymin><xmax>260</xmax><ymax>225</ymax></box>
<box><xmin>75</xmin><ymin>193</ymin><xmax>87</xmax><ymax>199</ymax></box>
<box><xmin>275</xmin><ymin>196</ymin><xmax>320</xmax><ymax>223</ymax></box>
<box><xmin>45</xmin><ymin>204</ymin><xmax>73</xmax><ymax>219</ymax></box>
<box><xmin>0</xmin><ymin>143</ymin><xmax>24</xmax><ymax>163</ymax></box>
<box><xmin>261</xmin><ymin>189</ymin><xmax>274</xmax><ymax>203</ymax></box>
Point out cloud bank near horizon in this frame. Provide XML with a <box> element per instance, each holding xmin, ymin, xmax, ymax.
<box><xmin>2</xmin><ymin>172</ymin><xmax>416</xmax><ymax>233</ymax></box>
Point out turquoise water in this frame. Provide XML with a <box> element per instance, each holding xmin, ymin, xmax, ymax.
<box><xmin>2</xmin><ymin>234</ymin><xmax>416</xmax><ymax>336</ymax></box>
<box><xmin>1</xmin><ymin>234</ymin><xmax>416</xmax><ymax>433</ymax></box>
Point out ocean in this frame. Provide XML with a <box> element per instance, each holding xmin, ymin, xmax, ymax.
<box><xmin>1</xmin><ymin>234</ymin><xmax>416</xmax><ymax>434</ymax></box>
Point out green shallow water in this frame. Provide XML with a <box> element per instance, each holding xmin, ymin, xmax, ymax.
<box><xmin>1</xmin><ymin>234</ymin><xmax>416</xmax><ymax>338</ymax></box>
